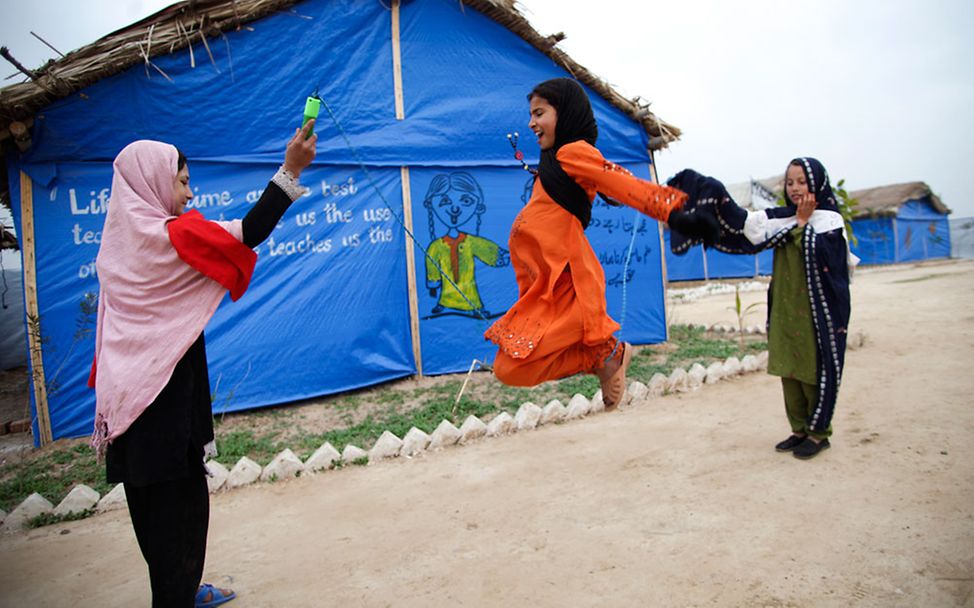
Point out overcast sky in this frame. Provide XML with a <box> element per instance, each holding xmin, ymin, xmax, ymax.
<box><xmin>2</xmin><ymin>0</ymin><xmax>973</xmax><ymax>216</ymax></box>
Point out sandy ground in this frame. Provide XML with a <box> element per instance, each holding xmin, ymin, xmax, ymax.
<box><xmin>1</xmin><ymin>260</ymin><xmax>972</xmax><ymax>608</ymax></box>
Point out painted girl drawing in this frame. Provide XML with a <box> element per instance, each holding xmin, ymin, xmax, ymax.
<box><xmin>423</xmin><ymin>171</ymin><xmax>510</xmax><ymax>318</ymax></box>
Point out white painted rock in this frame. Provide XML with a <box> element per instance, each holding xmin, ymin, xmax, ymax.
<box><xmin>305</xmin><ymin>442</ymin><xmax>342</xmax><ymax>472</ymax></box>
<box><xmin>54</xmin><ymin>484</ymin><xmax>99</xmax><ymax>517</ymax></box>
<box><xmin>540</xmin><ymin>399</ymin><xmax>567</xmax><ymax>424</ymax></box>
<box><xmin>369</xmin><ymin>431</ymin><xmax>403</xmax><ymax>460</ymax></box>
<box><xmin>514</xmin><ymin>402</ymin><xmax>543</xmax><ymax>431</ymax></box>
<box><xmin>4</xmin><ymin>493</ymin><xmax>53</xmax><ymax>530</ymax></box>
<box><xmin>227</xmin><ymin>456</ymin><xmax>262</xmax><ymax>489</ymax></box>
<box><xmin>486</xmin><ymin>412</ymin><xmax>515</xmax><ymax>436</ymax></box>
<box><xmin>628</xmin><ymin>381</ymin><xmax>649</xmax><ymax>402</ymax></box>
<box><xmin>342</xmin><ymin>444</ymin><xmax>369</xmax><ymax>464</ymax></box>
<box><xmin>724</xmin><ymin>356</ymin><xmax>742</xmax><ymax>376</ymax></box>
<box><xmin>740</xmin><ymin>354</ymin><xmax>759</xmax><ymax>373</ymax></box>
<box><xmin>705</xmin><ymin>362</ymin><xmax>725</xmax><ymax>384</ymax></box>
<box><xmin>205</xmin><ymin>460</ymin><xmax>229</xmax><ymax>493</ymax></box>
<box><xmin>429</xmin><ymin>420</ymin><xmax>462</xmax><ymax>449</ymax></box>
<box><xmin>688</xmin><ymin>363</ymin><xmax>707</xmax><ymax>389</ymax></box>
<box><xmin>757</xmin><ymin>351</ymin><xmax>769</xmax><ymax>368</ymax></box>
<box><xmin>668</xmin><ymin>368</ymin><xmax>689</xmax><ymax>392</ymax></box>
<box><xmin>566</xmin><ymin>395</ymin><xmax>589</xmax><ymax>419</ymax></box>
<box><xmin>459</xmin><ymin>415</ymin><xmax>488</xmax><ymax>444</ymax></box>
<box><xmin>261</xmin><ymin>448</ymin><xmax>305</xmax><ymax>481</ymax></box>
<box><xmin>96</xmin><ymin>483</ymin><xmax>127</xmax><ymax>512</ymax></box>
<box><xmin>565</xmin><ymin>394</ymin><xmax>591</xmax><ymax>418</ymax></box>
<box><xmin>589</xmin><ymin>391</ymin><xmax>605</xmax><ymax>414</ymax></box>
<box><xmin>401</xmin><ymin>427</ymin><xmax>431</xmax><ymax>457</ymax></box>
<box><xmin>648</xmin><ymin>373</ymin><xmax>668</xmax><ymax>397</ymax></box>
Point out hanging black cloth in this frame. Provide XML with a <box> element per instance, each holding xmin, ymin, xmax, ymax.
<box><xmin>533</xmin><ymin>78</ymin><xmax>600</xmax><ymax>228</ymax></box>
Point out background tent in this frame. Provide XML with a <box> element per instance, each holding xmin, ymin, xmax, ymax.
<box><xmin>848</xmin><ymin>182</ymin><xmax>952</xmax><ymax>264</ymax></box>
<box><xmin>0</xmin><ymin>204</ymin><xmax>25</xmax><ymax>370</ymax></box>
<box><xmin>0</xmin><ymin>0</ymin><xmax>681</xmax><ymax>445</ymax></box>
<box><xmin>950</xmin><ymin>217</ymin><xmax>974</xmax><ymax>259</ymax></box>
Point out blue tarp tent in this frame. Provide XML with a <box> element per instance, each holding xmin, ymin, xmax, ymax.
<box><xmin>663</xmin><ymin>229</ymin><xmax>771</xmax><ymax>282</ymax></box>
<box><xmin>1</xmin><ymin>0</ymin><xmax>679</xmax><ymax>443</ymax></box>
<box><xmin>848</xmin><ymin>182</ymin><xmax>951</xmax><ymax>265</ymax></box>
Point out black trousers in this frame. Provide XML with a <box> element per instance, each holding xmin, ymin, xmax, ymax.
<box><xmin>124</xmin><ymin>472</ymin><xmax>209</xmax><ymax>608</ymax></box>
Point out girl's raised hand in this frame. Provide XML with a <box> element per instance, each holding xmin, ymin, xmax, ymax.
<box><xmin>796</xmin><ymin>192</ymin><xmax>816</xmax><ymax>227</ymax></box>
<box><xmin>284</xmin><ymin>120</ymin><xmax>317</xmax><ymax>178</ymax></box>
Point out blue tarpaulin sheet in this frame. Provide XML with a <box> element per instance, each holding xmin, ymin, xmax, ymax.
<box><xmin>6</xmin><ymin>0</ymin><xmax>668</xmax><ymax>441</ymax></box>
<box><xmin>663</xmin><ymin>230</ymin><xmax>768</xmax><ymax>282</ymax></box>
<box><xmin>851</xmin><ymin>217</ymin><xmax>896</xmax><ymax>265</ymax></box>
<box><xmin>851</xmin><ymin>198</ymin><xmax>950</xmax><ymax>265</ymax></box>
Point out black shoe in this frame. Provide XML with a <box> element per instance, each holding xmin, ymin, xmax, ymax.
<box><xmin>775</xmin><ymin>435</ymin><xmax>806</xmax><ymax>452</ymax></box>
<box><xmin>793</xmin><ymin>437</ymin><xmax>830</xmax><ymax>460</ymax></box>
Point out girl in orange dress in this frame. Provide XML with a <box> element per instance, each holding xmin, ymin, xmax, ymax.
<box><xmin>484</xmin><ymin>78</ymin><xmax>713</xmax><ymax>408</ymax></box>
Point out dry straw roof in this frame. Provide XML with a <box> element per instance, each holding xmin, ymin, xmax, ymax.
<box><xmin>848</xmin><ymin>181</ymin><xmax>949</xmax><ymax>217</ymax></box>
<box><xmin>0</xmin><ymin>0</ymin><xmax>680</xmax><ymax>149</ymax></box>
<box><xmin>730</xmin><ymin>175</ymin><xmax>949</xmax><ymax>219</ymax></box>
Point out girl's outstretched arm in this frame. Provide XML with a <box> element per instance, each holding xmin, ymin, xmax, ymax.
<box><xmin>555</xmin><ymin>141</ymin><xmax>686</xmax><ymax>222</ymax></box>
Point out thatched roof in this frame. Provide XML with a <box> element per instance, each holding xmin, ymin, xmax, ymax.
<box><xmin>0</xmin><ymin>0</ymin><xmax>680</xmax><ymax>150</ymax></box>
<box><xmin>728</xmin><ymin>174</ymin><xmax>950</xmax><ymax>219</ymax></box>
<box><xmin>848</xmin><ymin>181</ymin><xmax>950</xmax><ymax>217</ymax></box>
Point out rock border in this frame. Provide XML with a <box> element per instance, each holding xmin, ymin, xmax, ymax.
<box><xmin>1</xmin><ymin>351</ymin><xmax>771</xmax><ymax>533</ymax></box>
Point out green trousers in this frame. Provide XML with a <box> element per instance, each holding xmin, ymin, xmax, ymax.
<box><xmin>781</xmin><ymin>377</ymin><xmax>832</xmax><ymax>440</ymax></box>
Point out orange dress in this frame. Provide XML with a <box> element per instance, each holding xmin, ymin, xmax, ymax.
<box><xmin>485</xmin><ymin>141</ymin><xmax>687</xmax><ymax>387</ymax></box>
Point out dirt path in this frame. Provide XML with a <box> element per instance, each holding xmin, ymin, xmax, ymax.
<box><xmin>1</xmin><ymin>260</ymin><xmax>972</xmax><ymax>608</ymax></box>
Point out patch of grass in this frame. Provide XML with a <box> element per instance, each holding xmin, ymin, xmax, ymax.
<box><xmin>490</xmin><ymin>385</ymin><xmax>543</xmax><ymax>410</ymax></box>
<box><xmin>284</xmin><ymin>395</ymin><xmax>501</xmax><ymax>459</ymax></box>
<box><xmin>669</xmin><ymin>324</ymin><xmax>740</xmax><ymax>364</ymax></box>
<box><xmin>376</xmin><ymin>390</ymin><xmax>406</xmax><ymax>406</ymax></box>
<box><xmin>627</xmin><ymin>356</ymin><xmax>671</xmax><ymax>383</ymax></box>
<box><xmin>422</xmin><ymin>381</ymin><xmax>464</xmax><ymax>399</ymax></box>
<box><xmin>332</xmin><ymin>395</ymin><xmax>364</xmax><ymax>411</ymax></box>
<box><xmin>214</xmin><ymin>429</ymin><xmax>285</xmax><ymax>467</ymax></box>
<box><xmin>28</xmin><ymin>508</ymin><xmax>95</xmax><ymax>529</ymax></box>
<box><xmin>553</xmin><ymin>375</ymin><xmax>600</xmax><ymax>402</ymax></box>
<box><xmin>0</xmin><ymin>443</ymin><xmax>111</xmax><ymax>513</ymax></box>
<box><xmin>0</xmin><ymin>321</ymin><xmax>772</xmax><ymax>515</ymax></box>
<box><xmin>746</xmin><ymin>341</ymin><xmax>768</xmax><ymax>352</ymax></box>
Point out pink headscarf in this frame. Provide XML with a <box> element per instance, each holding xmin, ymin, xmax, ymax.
<box><xmin>90</xmin><ymin>140</ymin><xmax>249</xmax><ymax>452</ymax></box>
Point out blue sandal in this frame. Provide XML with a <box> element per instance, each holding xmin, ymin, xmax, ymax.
<box><xmin>196</xmin><ymin>583</ymin><xmax>236</xmax><ymax>607</ymax></box>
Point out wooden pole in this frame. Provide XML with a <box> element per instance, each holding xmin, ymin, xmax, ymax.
<box><xmin>648</xmin><ymin>160</ymin><xmax>670</xmax><ymax>340</ymax></box>
<box><xmin>702</xmin><ymin>241</ymin><xmax>710</xmax><ymax>281</ymax></box>
<box><xmin>19</xmin><ymin>170</ymin><xmax>53</xmax><ymax>446</ymax></box>
<box><xmin>401</xmin><ymin>167</ymin><xmax>423</xmax><ymax>376</ymax></box>
<box><xmin>391</xmin><ymin>1</ymin><xmax>422</xmax><ymax>375</ymax></box>
<box><xmin>391</xmin><ymin>0</ymin><xmax>405</xmax><ymax>121</ymax></box>
<box><xmin>892</xmin><ymin>217</ymin><xmax>899</xmax><ymax>263</ymax></box>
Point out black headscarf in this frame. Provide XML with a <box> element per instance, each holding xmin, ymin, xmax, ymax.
<box><xmin>531</xmin><ymin>78</ymin><xmax>599</xmax><ymax>228</ymax></box>
<box><xmin>765</xmin><ymin>156</ymin><xmax>840</xmax><ymax>220</ymax></box>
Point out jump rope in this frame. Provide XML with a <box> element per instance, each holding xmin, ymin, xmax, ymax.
<box><xmin>305</xmin><ymin>91</ymin><xmax>643</xmax><ymax>402</ymax></box>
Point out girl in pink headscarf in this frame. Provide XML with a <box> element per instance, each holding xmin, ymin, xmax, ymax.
<box><xmin>89</xmin><ymin>121</ymin><xmax>316</xmax><ymax>607</ymax></box>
